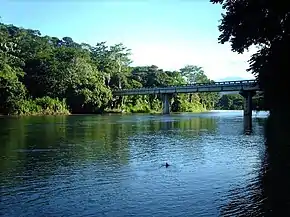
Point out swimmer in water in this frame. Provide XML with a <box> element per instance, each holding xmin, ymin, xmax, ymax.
<box><xmin>159</xmin><ymin>162</ymin><xmax>170</xmax><ymax>168</ymax></box>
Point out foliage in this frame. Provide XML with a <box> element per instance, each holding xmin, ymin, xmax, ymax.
<box><xmin>216</xmin><ymin>94</ymin><xmax>243</xmax><ymax>110</ymax></box>
<box><xmin>252</xmin><ymin>92</ymin><xmax>265</xmax><ymax>111</ymax></box>
<box><xmin>210</xmin><ymin>0</ymin><xmax>290</xmax><ymax>114</ymax></box>
<box><xmin>8</xmin><ymin>97</ymin><xmax>69</xmax><ymax>116</ymax></box>
<box><xmin>0</xmin><ymin>21</ymin><xmax>221</xmax><ymax>115</ymax></box>
<box><xmin>0</xmin><ymin>63</ymin><xmax>27</xmax><ymax>114</ymax></box>
<box><xmin>209</xmin><ymin>2</ymin><xmax>290</xmax><ymax>213</ymax></box>
<box><xmin>179</xmin><ymin>65</ymin><xmax>219</xmax><ymax>110</ymax></box>
<box><xmin>216</xmin><ymin>92</ymin><xmax>267</xmax><ymax>111</ymax></box>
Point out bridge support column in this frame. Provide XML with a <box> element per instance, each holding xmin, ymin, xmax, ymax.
<box><xmin>121</xmin><ymin>96</ymin><xmax>124</xmax><ymax>110</ymax></box>
<box><xmin>240</xmin><ymin>90</ymin><xmax>256</xmax><ymax>133</ymax></box>
<box><xmin>161</xmin><ymin>94</ymin><xmax>172</xmax><ymax>115</ymax></box>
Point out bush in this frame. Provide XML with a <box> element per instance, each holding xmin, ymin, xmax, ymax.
<box><xmin>8</xmin><ymin>97</ymin><xmax>70</xmax><ymax>116</ymax></box>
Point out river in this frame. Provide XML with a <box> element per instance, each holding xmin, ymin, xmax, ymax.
<box><xmin>0</xmin><ymin>111</ymin><xmax>269</xmax><ymax>217</ymax></box>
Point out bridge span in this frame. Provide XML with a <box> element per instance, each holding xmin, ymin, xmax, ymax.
<box><xmin>113</xmin><ymin>79</ymin><xmax>260</xmax><ymax>132</ymax></box>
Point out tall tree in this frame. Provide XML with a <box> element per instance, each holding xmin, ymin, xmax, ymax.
<box><xmin>0</xmin><ymin>20</ymin><xmax>221</xmax><ymax>115</ymax></box>
<box><xmin>179</xmin><ymin>65</ymin><xmax>219</xmax><ymax>108</ymax></box>
<box><xmin>210</xmin><ymin>2</ymin><xmax>290</xmax><ymax>215</ymax></box>
<box><xmin>210</xmin><ymin>0</ymin><xmax>290</xmax><ymax>113</ymax></box>
<box><xmin>180</xmin><ymin>65</ymin><xmax>205</xmax><ymax>84</ymax></box>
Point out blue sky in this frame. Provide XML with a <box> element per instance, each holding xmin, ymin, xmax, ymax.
<box><xmin>0</xmin><ymin>0</ymin><xmax>255</xmax><ymax>80</ymax></box>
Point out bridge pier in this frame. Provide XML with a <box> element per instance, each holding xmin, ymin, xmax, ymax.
<box><xmin>161</xmin><ymin>93</ymin><xmax>172</xmax><ymax>114</ymax></box>
<box><xmin>240</xmin><ymin>90</ymin><xmax>256</xmax><ymax>133</ymax></box>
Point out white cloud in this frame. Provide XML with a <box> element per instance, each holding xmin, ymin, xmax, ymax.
<box><xmin>129</xmin><ymin>39</ymin><xmax>257</xmax><ymax>81</ymax></box>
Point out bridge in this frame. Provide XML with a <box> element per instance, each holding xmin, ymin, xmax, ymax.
<box><xmin>113</xmin><ymin>79</ymin><xmax>260</xmax><ymax>132</ymax></box>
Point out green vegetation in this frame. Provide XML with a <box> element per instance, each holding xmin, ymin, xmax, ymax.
<box><xmin>1</xmin><ymin>21</ymin><xmax>262</xmax><ymax>116</ymax></box>
<box><xmin>10</xmin><ymin>97</ymin><xmax>69</xmax><ymax>116</ymax></box>
<box><xmin>0</xmin><ymin>22</ymin><xmax>223</xmax><ymax>115</ymax></box>
<box><xmin>210</xmin><ymin>0</ymin><xmax>288</xmax><ymax>115</ymax></box>
<box><xmin>216</xmin><ymin>94</ymin><xmax>244</xmax><ymax>110</ymax></box>
<box><xmin>210</xmin><ymin>2</ymin><xmax>290</xmax><ymax>213</ymax></box>
<box><xmin>215</xmin><ymin>92</ymin><xmax>265</xmax><ymax>111</ymax></box>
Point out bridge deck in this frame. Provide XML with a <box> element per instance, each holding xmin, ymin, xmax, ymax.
<box><xmin>113</xmin><ymin>80</ymin><xmax>260</xmax><ymax>96</ymax></box>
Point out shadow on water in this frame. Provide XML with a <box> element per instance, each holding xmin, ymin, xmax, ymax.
<box><xmin>219</xmin><ymin>113</ymin><xmax>290</xmax><ymax>216</ymax></box>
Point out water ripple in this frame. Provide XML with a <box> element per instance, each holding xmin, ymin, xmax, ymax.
<box><xmin>0</xmin><ymin>113</ymin><xmax>267</xmax><ymax>217</ymax></box>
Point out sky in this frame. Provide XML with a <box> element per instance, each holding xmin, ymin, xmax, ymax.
<box><xmin>0</xmin><ymin>0</ymin><xmax>256</xmax><ymax>81</ymax></box>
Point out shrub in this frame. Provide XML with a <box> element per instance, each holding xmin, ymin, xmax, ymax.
<box><xmin>8</xmin><ymin>97</ymin><xmax>70</xmax><ymax>116</ymax></box>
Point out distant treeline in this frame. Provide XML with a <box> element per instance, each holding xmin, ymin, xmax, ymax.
<box><xmin>0</xmin><ymin>22</ymin><xmax>264</xmax><ymax>115</ymax></box>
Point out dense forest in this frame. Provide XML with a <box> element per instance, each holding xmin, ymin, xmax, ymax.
<box><xmin>0</xmin><ymin>22</ymin><xmax>259</xmax><ymax>115</ymax></box>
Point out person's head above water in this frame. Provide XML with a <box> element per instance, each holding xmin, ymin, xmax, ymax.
<box><xmin>165</xmin><ymin>162</ymin><xmax>169</xmax><ymax>167</ymax></box>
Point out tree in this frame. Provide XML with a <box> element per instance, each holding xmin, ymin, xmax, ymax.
<box><xmin>216</xmin><ymin>94</ymin><xmax>243</xmax><ymax>110</ymax></box>
<box><xmin>90</xmin><ymin>42</ymin><xmax>132</xmax><ymax>89</ymax></box>
<box><xmin>0</xmin><ymin>20</ymin><xmax>221</xmax><ymax>115</ymax></box>
<box><xmin>179</xmin><ymin>65</ymin><xmax>219</xmax><ymax>109</ymax></box>
<box><xmin>0</xmin><ymin>63</ymin><xmax>27</xmax><ymax>114</ymax></box>
<box><xmin>180</xmin><ymin>65</ymin><xmax>206</xmax><ymax>84</ymax></box>
<box><xmin>210</xmin><ymin>0</ymin><xmax>290</xmax><ymax>113</ymax></box>
<box><xmin>210</xmin><ymin>2</ymin><xmax>290</xmax><ymax>215</ymax></box>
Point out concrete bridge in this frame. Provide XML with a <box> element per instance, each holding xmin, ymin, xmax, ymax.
<box><xmin>113</xmin><ymin>79</ymin><xmax>260</xmax><ymax>132</ymax></box>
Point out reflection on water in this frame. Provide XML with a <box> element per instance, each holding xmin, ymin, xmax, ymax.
<box><xmin>0</xmin><ymin>112</ymin><xmax>268</xmax><ymax>217</ymax></box>
<box><xmin>219</xmin><ymin>112</ymin><xmax>290</xmax><ymax>217</ymax></box>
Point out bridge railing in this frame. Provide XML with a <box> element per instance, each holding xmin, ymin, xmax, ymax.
<box><xmin>113</xmin><ymin>79</ymin><xmax>258</xmax><ymax>92</ymax></box>
<box><xmin>177</xmin><ymin>79</ymin><xmax>256</xmax><ymax>87</ymax></box>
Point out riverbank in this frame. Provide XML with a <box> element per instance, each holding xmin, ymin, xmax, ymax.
<box><xmin>2</xmin><ymin>109</ymin><xmax>270</xmax><ymax>117</ymax></box>
<box><xmin>104</xmin><ymin>107</ymin><xmax>207</xmax><ymax>114</ymax></box>
<box><xmin>1</xmin><ymin>107</ymin><xmax>210</xmax><ymax>117</ymax></box>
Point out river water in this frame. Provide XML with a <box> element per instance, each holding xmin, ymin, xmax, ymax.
<box><xmin>0</xmin><ymin>111</ymin><xmax>269</xmax><ymax>217</ymax></box>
